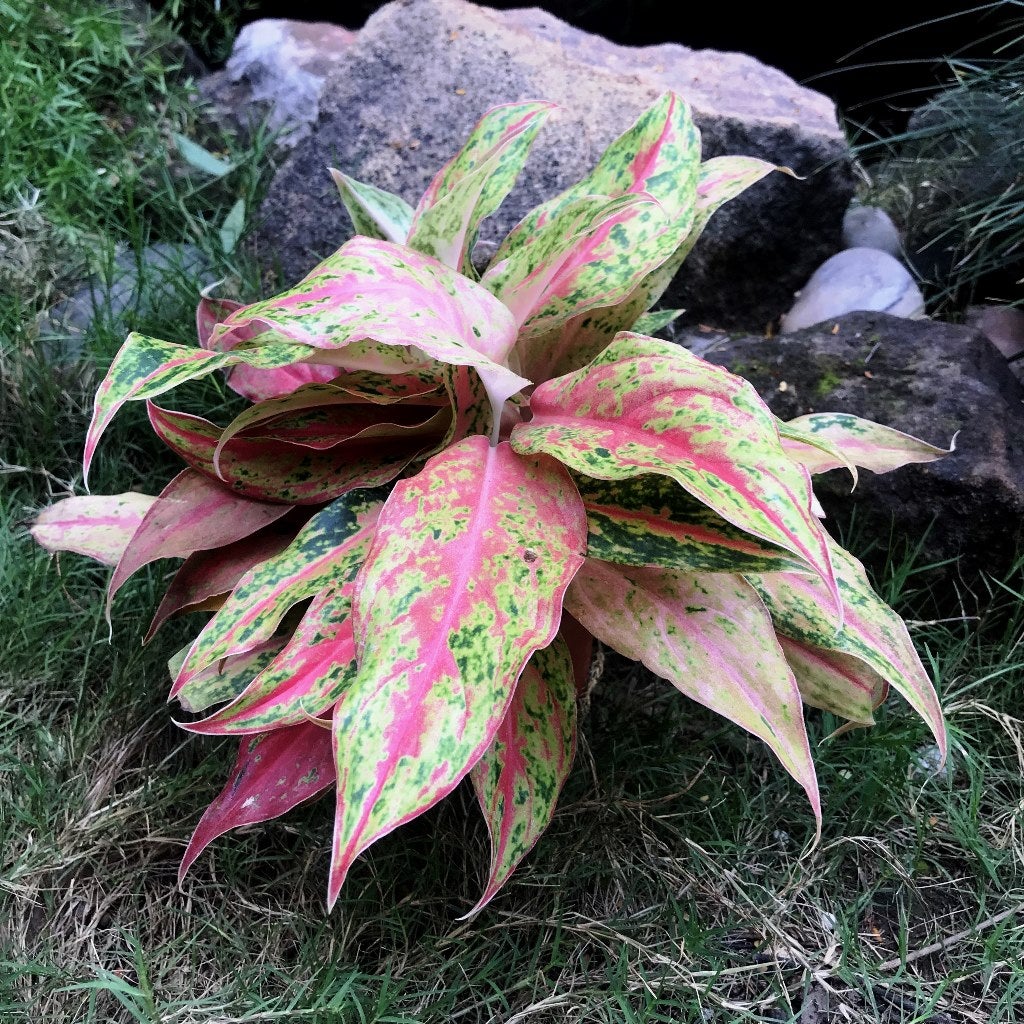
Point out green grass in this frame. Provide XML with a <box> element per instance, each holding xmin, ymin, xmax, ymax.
<box><xmin>846</xmin><ymin>4</ymin><xmax>1024</xmax><ymax>315</ymax></box>
<box><xmin>3</xmin><ymin>2</ymin><xmax>1024</xmax><ymax>1021</ymax></box>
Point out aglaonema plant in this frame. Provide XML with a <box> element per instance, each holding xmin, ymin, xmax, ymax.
<box><xmin>32</xmin><ymin>92</ymin><xmax>953</xmax><ymax>915</ymax></box>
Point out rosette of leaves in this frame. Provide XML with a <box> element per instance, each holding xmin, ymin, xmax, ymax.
<box><xmin>32</xmin><ymin>93</ymin><xmax>953</xmax><ymax>915</ymax></box>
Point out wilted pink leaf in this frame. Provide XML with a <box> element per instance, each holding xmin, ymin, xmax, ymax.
<box><xmin>179</xmin><ymin>720</ymin><xmax>335</xmax><ymax>880</ymax></box>
<box><xmin>107</xmin><ymin>471</ymin><xmax>291</xmax><ymax>612</ymax></box>
<box><xmin>208</xmin><ymin>237</ymin><xmax>528</xmax><ymax>415</ymax></box>
<box><xmin>146</xmin><ymin>524</ymin><xmax>297</xmax><ymax>642</ymax></box>
<box><xmin>30</xmin><ymin>492</ymin><xmax>156</xmax><ymax>567</ymax></box>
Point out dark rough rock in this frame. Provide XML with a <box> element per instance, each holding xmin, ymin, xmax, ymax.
<box><xmin>251</xmin><ymin>0</ymin><xmax>854</xmax><ymax>329</ymax></box>
<box><xmin>677</xmin><ymin>312</ymin><xmax>1024</xmax><ymax>575</ymax></box>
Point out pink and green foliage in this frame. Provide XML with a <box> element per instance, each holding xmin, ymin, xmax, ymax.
<box><xmin>32</xmin><ymin>93</ymin><xmax>950</xmax><ymax>914</ymax></box>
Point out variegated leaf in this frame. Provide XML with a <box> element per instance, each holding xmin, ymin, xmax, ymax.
<box><xmin>182</xmin><ymin>587</ymin><xmax>358</xmax><ymax>735</ymax></box>
<box><xmin>171</xmin><ymin>638</ymin><xmax>286</xmax><ymax>714</ymax></box>
<box><xmin>523</xmin><ymin>155</ymin><xmax>779</xmax><ymax>381</ymax></box>
<box><xmin>466</xmin><ymin>636</ymin><xmax>577</xmax><ymax>916</ymax></box>
<box><xmin>635</xmin><ymin>155</ymin><xmax>780</xmax><ymax>314</ymax></box>
<box><xmin>30</xmin><ymin>492</ymin><xmax>156</xmax><ymax>566</ymax></box>
<box><xmin>782</xmin><ymin>413</ymin><xmax>954</xmax><ymax>476</ymax></box>
<box><xmin>407</xmin><ymin>102</ymin><xmax>553</xmax><ymax>273</ymax></box>
<box><xmin>84</xmin><ymin>332</ymin><xmax>313</xmax><ymax>481</ymax></box>
<box><xmin>148</xmin><ymin>403</ymin><xmax>441</xmax><ymax>505</ymax></box>
<box><xmin>482</xmin><ymin>193</ymin><xmax>665</xmax><ymax>336</ymax></box>
<box><xmin>566</xmin><ymin>559</ymin><xmax>820</xmax><ymax>823</ymax></box>
<box><xmin>330</xmin><ymin>169</ymin><xmax>414</xmax><ymax>243</ymax></box>
<box><xmin>146</xmin><ymin>525</ymin><xmax>296</xmax><ymax>642</ymax></box>
<box><xmin>179</xmin><ymin>721</ymin><xmax>335</xmax><ymax>880</ymax></box>
<box><xmin>208</xmin><ymin>236</ymin><xmax>529</xmax><ymax>415</ymax></box>
<box><xmin>327</xmin><ymin>437</ymin><xmax>588</xmax><ymax>905</ymax></box>
<box><xmin>632</xmin><ymin>308</ymin><xmax>685</xmax><ymax>335</ymax></box>
<box><xmin>172</xmin><ymin>488</ymin><xmax>384</xmax><ymax>693</ymax></box>
<box><xmin>779</xmin><ymin>635</ymin><xmax>887</xmax><ymax>727</ymax></box>
<box><xmin>497</xmin><ymin>92</ymin><xmax>700</xmax><ymax>249</ymax></box>
<box><xmin>107</xmin><ymin>471</ymin><xmax>291</xmax><ymax>612</ymax></box>
<box><xmin>777</xmin><ymin>420</ymin><xmax>858</xmax><ymax>488</ymax></box>
<box><xmin>196</xmin><ymin>295</ymin><xmax>243</xmax><ymax>349</ymax></box>
<box><xmin>520</xmin><ymin>154</ymin><xmax>779</xmax><ymax>381</ymax></box>
<box><xmin>512</xmin><ymin>334</ymin><xmax>839</xmax><ymax>614</ymax></box>
<box><xmin>746</xmin><ymin>539</ymin><xmax>946</xmax><ymax>757</ymax></box>
<box><xmin>577</xmin><ymin>474</ymin><xmax>806</xmax><ymax>574</ymax></box>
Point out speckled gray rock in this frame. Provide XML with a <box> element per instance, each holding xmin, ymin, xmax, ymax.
<box><xmin>841</xmin><ymin>204</ymin><xmax>902</xmax><ymax>257</ymax></box>
<box><xmin>696</xmin><ymin>312</ymin><xmax>1024</xmax><ymax>575</ymax></box>
<box><xmin>780</xmin><ymin>248</ymin><xmax>925</xmax><ymax>333</ymax></box>
<box><xmin>252</xmin><ymin>0</ymin><xmax>854</xmax><ymax>329</ymax></box>
<box><xmin>201</xmin><ymin>19</ymin><xmax>356</xmax><ymax>145</ymax></box>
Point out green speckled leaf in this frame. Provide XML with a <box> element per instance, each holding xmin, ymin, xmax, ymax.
<box><xmin>782</xmin><ymin>413</ymin><xmax>954</xmax><ymax>476</ymax></box>
<box><xmin>327</xmin><ymin>437</ymin><xmax>587</xmax><ymax>905</ymax></box>
<box><xmin>520</xmin><ymin>154</ymin><xmax>779</xmax><ymax>382</ymax></box>
<box><xmin>497</xmin><ymin>93</ymin><xmax>700</xmax><ymax>250</ymax></box>
<box><xmin>171</xmin><ymin>638</ymin><xmax>285</xmax><ymax>714</ymax></box>
<box><xmin>482</xmin><ymin>193</ymin><xmax>658</xmax><ymax>330</ymax></box>
<box><xmin>635</xmin><ymin>155</ymin><xmax>779</xmax><ymax>314</ymax></box>
<box><xmin>577</xmin><ymin>474</ymin><xmax>805</xmax><ymax>574</ymax></box>
<box><xmin>780</xmin><ymin>635</ymin><xmax>887</xmax><ymax>727</ymax></box>
<box><xmin>171</xmin><ymin>489</ymin><xmax>385</xmax><ymax>697</ymax></box>
<box><xmin>330</xmin><ymin>169</ymin><xmax>414</xmax><ymax>243</ymax></box>
<box><xmin>566</xmin><ymin>559</ymin><xmax>820</xmax><ymax>825</ymax></box>
<box><xmin>632</xmin><ymin>308</ymin><xmax>685</xmax><ymax>335</ymax></box>
<box><xmin>466</xmin><ymin>636</ymin><xmax>577</xmax><ymax>916</ymax></box>
<box><xmin>747</xmin><ymin>538</ymin><xmax>946</xmax><ymax>757</ymax></box>
<box><xmin>407</xmin><ymin>102</ymin><xmax>553</xmax><ymax>274</ymax></box>
<box><xmin>183</xmin><ymin>586</ymin><xmax>357</xmax><ymax>735</ymax></box>
<box><xmin>84</xmin><ymin>332</ymin><xmax>309</xmax><ymax>482</ymax></box>
<box><xmin>512</xmin><ymin>334</ymin><xmax>839</xmax><ymax>613</ymax></box>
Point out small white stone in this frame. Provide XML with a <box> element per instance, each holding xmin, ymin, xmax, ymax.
<box><xmin>780</xmin><ymin>248</ymin><xmax>926</xmax><ymax>334</ymax></box>
<box><xmin>842</xmin><ymin>204</ymin><xmax>902</xmax><ymax>257</ymax></box>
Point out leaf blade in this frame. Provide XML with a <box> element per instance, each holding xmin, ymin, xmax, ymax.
<box><xmin>327</xmin><ymin>438</ymin><xmax>588</xmax><ymax>904</ymax></box>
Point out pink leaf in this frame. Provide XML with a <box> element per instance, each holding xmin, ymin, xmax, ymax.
<box><xmin>327</xmin><ymin>437</ymin><xmax>588</xmax><ymax>905</ymax></box>
<box><xmin>108</xmin><ymin>471</ymin><xmax>291</xmax><ymax>612</ymax></box>
<box><xmin>566</xmin><ymin>559</ymin><xmax>820</xmax><ymax>828</ymax></box>
<box><xmin>30</xmin><ymin>492</ymin><xmax>156</xmax><ymax>567</ymax></box>
<box><xmin>179</xmin><ymin>721</ymin><xmax>335</xmax><ymax>880</ymax></box>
